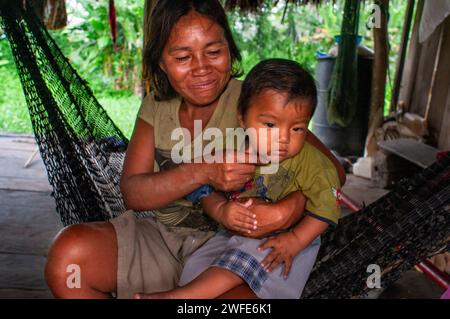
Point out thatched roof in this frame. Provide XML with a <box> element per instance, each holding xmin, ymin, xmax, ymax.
<box><xmin>224</xmin><ymin>0</ymin><xmax>327</xmax><ymax>12</ymax></box>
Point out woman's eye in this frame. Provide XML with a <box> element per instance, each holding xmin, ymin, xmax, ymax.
<box><xmin>264</xmin><ymin>122</ymin><xmax>275</xmax><ymax>128</ymax></box>
<box><xmin>175</xmin><ymin>56</ymin><xmax>189</xmax><ymax>62</ymax></box>
<box><xmin>207</xmin><ymin>50</ymin><xmax>221</xmax><ymax>58</ymax></box>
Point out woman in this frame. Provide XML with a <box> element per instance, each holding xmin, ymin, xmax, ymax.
<box><xmin>45</xmin><ymin>0</ymin><xmax>345</xmax><ymax>299</ymax></box>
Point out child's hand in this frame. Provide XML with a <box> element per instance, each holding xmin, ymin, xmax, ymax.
<box><xmin>257</xmin><ymin>232</ymin><xmax>302</xmax><ymax>278</ymax></box>
<box><xmin>217</xmin><ymin>199</ymin><xmax>258</xmax><ymax>234</ymax></box>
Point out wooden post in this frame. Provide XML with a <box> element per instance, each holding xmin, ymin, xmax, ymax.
<box><xmin>365</xmin><ymin>0</ymin><xmax>389</xmax><ymax>157</ymax></box>
<box><xmin>390</xmin><ymin>0</ymin><xmax>415</xmax><ymax>113</ymax></box>
<box><xmin>397</xmin><ymin>0</ymin><xmax>425</xmax><ymax>110</ymax></box>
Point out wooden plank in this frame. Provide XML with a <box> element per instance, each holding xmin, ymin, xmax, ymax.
<box><xmin>0</xmin><ymin>189</ymin><xmax>62</xmax><ymax>255</ymax></box>
<box><xmin>0</xmin><ymin>190</ymin><xmax>60</xmax><ymax>227</ymax></box>
<box><xmin>0</xmin><ymin>224</ymin><xmax>59</xmax><ymax>256</ymax></box>
<box><xmin>0</xmin><ymin>288</ymin><xmax>53</xmax><ymax>299</ymax></box>
<box><xmin>428</xmin><ymin>17</ymin><xmax>450</xmax><ymax>147</ymax></box>
<box><xmin>0</xmin><ymin>176</ymin><xmax>52</xmax><ymax>192</ymax></box>
<box><xmin>378</xmin><ymin>138</ymin><xmax>440</xmax><ymax>168</ymax></box>
<box><xmin>390</xmin><ymin>0</ymin><xmax>415</xmax><ymax>112</ymax></box>
<box><xmin>408</xmin><ymin>27</ymin><xmax>442</xmax><ymax>116</ymax></box>
<box><xmin>398</xmin><ymin>0</ymin><xmax>425</xmax><ymax>110</ymax></box>
<box><xmin>0</xmin><ymin>150</ymin><xmax>49</xmax><ymax>178</ymax></box>
<box><xmin>0</xmin><ymin>136</ymin><xmax>37</xmax><ymax>151</ymax></box>
<box><xmin>0</xmin><ymin>253</ymin><xmax>48</xmax><ymax>290</ymax></box>
<box><xmin>0</xmin><ymin>135</ymin><xmax>51</xmax><ymax>193</ymax></box>
<box><xmin>438</xmin><ymin>86</ymin><xmax>450</xmax><ymax>150</ymax></box>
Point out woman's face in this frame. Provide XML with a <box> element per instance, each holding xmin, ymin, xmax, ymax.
<box><xmin>160</xmin><ymin>11</ymin><xmax>232</xmax><ymax>107</ymax></box>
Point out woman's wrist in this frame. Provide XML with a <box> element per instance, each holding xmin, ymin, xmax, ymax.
<box><xmin>180</xmin><ymin>162</ymin><xmax>210</xmax><ymax>186</ymax></box>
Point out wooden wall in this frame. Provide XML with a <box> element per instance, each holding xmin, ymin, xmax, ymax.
<box><xmin>399</xmin><ymin>12</ymin><xmax>450</xmax><ymax>150</ymax></box>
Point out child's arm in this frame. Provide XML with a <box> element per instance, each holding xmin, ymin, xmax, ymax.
<box><xmin>200</xmin><ymin>192</ymin><xmax>257</xmax><ymax>234</ymax></box>
<box><xmin>244</xmin><ymin>190</ymin><xmax>307</xmax><ymax>238</ymax></box>
<box><xmin>258</xmin><ymin>216</ymin><xmax>328</xmax><ymax>278</ymax></box>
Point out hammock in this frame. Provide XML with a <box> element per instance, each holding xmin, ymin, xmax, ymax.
<box><xmin>1</xmin><ymin>3</ymin><xmax>449</xmax><ymax>299</ymax></box>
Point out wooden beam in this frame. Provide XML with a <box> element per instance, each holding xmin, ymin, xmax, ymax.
<box><xmin>427</xmin><ymin>17</ymin><xmax>450</xmax><ymax>150</ymax></box>
<box><xmin>438</xmin><ymin>83</ymin><xmax>450</xmax><ymax>150</ymax></box>
<box><xmin>365</xmin><ymin>0</ymin><xmax>389</xmax><ymax>157</ymax></box>
<box><xmin>390</xmin><ymin>0</ymin><xmax>415</xmax><ymax>113</ymax></box>
<box><xmin>398</xmin><ymin>0</ymin><xmax>425</xmax><ymax>110</ymax></box>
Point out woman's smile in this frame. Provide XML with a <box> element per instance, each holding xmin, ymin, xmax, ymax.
<box><xmin>190</xmin><ymin>79</ymin><xmax>218</xmax><ymax>91</ymax></box>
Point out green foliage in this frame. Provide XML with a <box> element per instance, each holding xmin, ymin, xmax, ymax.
<box><xmin>0</xmin><ymin>0</ymin><xmax>408</xmax><ymax>136</ymax></box>
<box><xmin>0</xmin><ymin>33</ymin><xmax>32</xmax><ymax>133</ymax></box>
<box><xmin>54</xmin><ymin>0</ymin><xmax>144</xmax><ymax>95</ymax></box>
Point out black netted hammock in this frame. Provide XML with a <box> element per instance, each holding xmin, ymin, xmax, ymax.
<box><xmin>0</xmin><ymin>3</ymin><xmax>449</xmax><ymax>299</ymax></box>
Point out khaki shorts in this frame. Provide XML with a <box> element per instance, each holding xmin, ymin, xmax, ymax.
<box><xmin>109</xmin><ymin>210</ymin><xmax>215</xmax><ymax>299</ymax></box>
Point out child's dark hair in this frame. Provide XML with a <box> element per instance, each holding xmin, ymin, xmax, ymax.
<box><xmin>238</xmin><ymin>58</ymin><xmax>317</xmax><ymax>117</ymax></box>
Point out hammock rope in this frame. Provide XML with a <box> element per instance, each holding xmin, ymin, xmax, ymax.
<box><xmin>1</xmin><ymin>2</ymin><xmax>128</xmax><ymax>225</ymax></box>
<box><xmin>0</xmin><ymin>2</ymin><xmax>448</xmax><ymax>299</ymax></box>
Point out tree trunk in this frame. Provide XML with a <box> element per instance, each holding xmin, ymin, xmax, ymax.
<box><xmin>365</xmin><ymin>0</ymin><xmax>389</xmax><ymax>157</ymax></box>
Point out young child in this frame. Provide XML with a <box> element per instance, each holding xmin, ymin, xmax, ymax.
<box><xmin>141</xmin><ymin>58</ymin><xmax>341</xmax><ymax>299</ymax></box>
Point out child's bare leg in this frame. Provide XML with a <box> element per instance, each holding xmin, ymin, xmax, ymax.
<box><xmin>137</xmin><ymin>267</ymin><xmax>244</xmax><ymax>299</ymax></box>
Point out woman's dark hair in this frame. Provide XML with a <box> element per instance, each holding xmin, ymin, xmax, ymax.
<box><xmin>145</xmin><ymin>0</ymin><xmax>242</xmax><ymax>101</ymax></box>
<box><xmin>238</xmin><ymin>58</ymin><xmax>318</xmax><ymax>117</ymax></box>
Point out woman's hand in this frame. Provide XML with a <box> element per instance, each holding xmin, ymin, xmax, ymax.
<box><xmin>216</xmin><ymin>199</ymin><xmax>258</xmax><ymax>234</ymax></box>
<box><xmin>200</xmin><ymin>150</ymin><xmax>256</xmax><ymax>192</ymax></box>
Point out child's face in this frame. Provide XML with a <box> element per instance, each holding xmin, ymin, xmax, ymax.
<box><xmin>239</xmin><ymin>89</ymin><xmax>312</xmax><ymax>163</ymax></box>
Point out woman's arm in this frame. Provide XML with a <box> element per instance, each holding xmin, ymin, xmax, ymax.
<box><xmin>120</xmin><ymin>119</ymin><xmax>207</xmax><ymax>210</ymax></box>
<box><xmin>120</xmin><ymin>119</ymin><xmax>255</xmax><ymax>211</ymax></box>
<box><xmin>306</xmin><ymin>131</ymin><xmax>346</xmax><ymax>185</ymax></box>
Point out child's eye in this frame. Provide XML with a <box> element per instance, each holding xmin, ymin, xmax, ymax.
<box><xmin>293</xmin><ymin>127</ymin><xmax>305</xmax><ymax>132</ymax></box>
<box><xmin>263</xmin><ymin>122</ymin><xmax>275</xmax><ymax>128</ymax></box>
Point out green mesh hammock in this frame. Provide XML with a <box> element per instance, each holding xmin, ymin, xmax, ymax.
<box><xmin>0</xmin><ymin>2</ymin><xmax>448</xmax><ymax>299</ymax></box>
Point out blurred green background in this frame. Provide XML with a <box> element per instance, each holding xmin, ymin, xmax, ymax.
<box><xmin>0</xmin><ymin>0</ymin><xmax>408</xmax><ymax>138</ymax></box>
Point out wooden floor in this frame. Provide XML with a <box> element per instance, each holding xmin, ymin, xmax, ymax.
<box><xmin>0</xmin><ymin>133</ymin><xmax>61</xmax><ymax>298</ymax></box>
<box><xmin>0</xmin><ymin>133</ymin><xmax>443</xmax><ymax>299</ymax></box>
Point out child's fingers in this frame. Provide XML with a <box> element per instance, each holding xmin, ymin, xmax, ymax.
<box><xmin>283</xmin><ymin>258</ymin><xmax>293</xmax><ymax>278</ymax></box>
<box><xmin>235</xmin><ymin>215</ymin><xmax>257</xmax><ymax>230</ymax></box>
<box><xmin>258</xmin><ymin>237</ymin><xmax>275</xmax><ymax>252</ymax></box>
<box><xmin>233</xmin><ymin>203</ymin><xmax>256</xmax><ymax>219</ymax></box>
<box><xmin>260</xmin><ymin>249</ymin><xmax>278</xmax><ymax>271</ymax></box>
<box><xmin>233</xmin><ymin>225</ymin><xmax>253</xmax><ymax>234</ymax></box>
<box><xmin>267</xmin><ymin>255</ymin><xmax>284</xmax><ymax>272</ymax></box>
<box><xmin>234</xmin><ymin>221</ymin><xmax>256</xmax><ymax>232</ymax></box>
